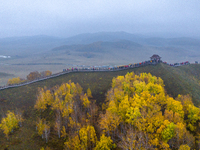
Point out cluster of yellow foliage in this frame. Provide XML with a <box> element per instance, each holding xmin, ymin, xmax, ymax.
<box><xmin>0</xmin><ymin>111</ymin><xmax>23</xmax><ymax>139</ymax></box>
<box><xmin>94</xmin><ymin>134</ymin><xmax>116</xmax><ymax>150</ymax></box>
<box><xmin>34</xmin><ymin>80</ymin><xmax>104</xmax><ymax>149</ymax></box>
<box><xmin>7</xmin><ymin>70</ymin><xmax>52</xmax><ymax>85</ymax></box>
<box><xmin>33</xmin><ymin>72</ymin><xmax>200</xmax><ymax>149</ymax></box>
<box><xmin>36</xmin><ymin>118</ymin><xmax>50</xmax><ymax>143</ymax></box>
<box><xmin>100</xmin><ymin>72</ymin><xmax>200</xmax><ymax>149</ymax></box>
<box><xmin>65</xmin><ymin>125</ymin><xmax>97</xmax><ymax>149</ymax></box>
<box><xmin>7</xmin><ymin>77</ymin><xmax>24</xmax><ymax>85</ymax></box>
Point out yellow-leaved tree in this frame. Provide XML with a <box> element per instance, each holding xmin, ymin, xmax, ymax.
<box><xmin>34</xmin><ymin>80</ymin><xmax>99</xmax><ymax>148</ymax></box>
<box><xmin>0</xmin><ymin>111</ymin><xmax>23</xmax><ymax>139</ymax></box>
<box><xmin>7</xmin><ymin>77</ymin><xmax>25</xmax><ymax>85</ymax></box>
<box><xmin>99</xmin><ymin>72</ymin><xmax>199</xmax><ymax>149</ymax></box>
<box><xmin>33</xmin><ymin>72</ymin><xmax>200</xmax><ymax>149</ymax></box>
<box><xmin>94</xmin><ymin>134</ymin><xmax>116</xmax><ymax>150</ymax></box>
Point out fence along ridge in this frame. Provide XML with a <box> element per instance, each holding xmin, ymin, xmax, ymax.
<box><xmin>1</xmin><ymin>60</ymin><xmax>181</xmax><ymax>91</ymax></box>
<box><xmin>0</xmin><ymin>66</ymin><xmax>133</xmax><ymax>90</ymax></box>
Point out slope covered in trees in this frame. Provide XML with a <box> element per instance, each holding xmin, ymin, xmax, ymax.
<box><xmin>0</xmin><ymin>64</ymin><xmax>200</xmax><ymax>149</ymax></box>
<box><xmin>1</xmin><ymin>72</ymin><xmax>199</xmax><ymax>149</ymax></box>
<box><xmin>99</xmin><ymin>72</ymin><xmax>200</xmax><ymax>149</ymax></box>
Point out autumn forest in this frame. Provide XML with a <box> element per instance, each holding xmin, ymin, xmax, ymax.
<box><xmin>1</xmin><ymin>71</ymin><xmax>200</xmax><ymax>150</ymax></box>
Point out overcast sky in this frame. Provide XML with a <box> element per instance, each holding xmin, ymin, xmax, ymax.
<box><xmin>0</xmin><ymin>0</ymin><xmax>200</xmax><ymax>38</ymax></box>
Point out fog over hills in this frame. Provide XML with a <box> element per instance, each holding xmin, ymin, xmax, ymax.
<box><xmin>0</xmin><ymin>35</ymin><xmax>65</xmax><ymax>56</ymax></box>
<box><xmin>62</xmin><ymin>31</ymin><xmax>146</xmax><ymax>45</ymax></box>
<box><xmin>0</xmin><ymin>32</ymin><xmax>199</xmax><ymax>57</ymax></box>
<box><xmin>50</xmin><ymin>32</ymin><xmax>200</xmax><ymax>63</ymax></box>
<box><xmin>0</xmin><ymin>31</ymin><xmax>200</xmax><ymax>63</ymax></box>
<box><xmin>52</xmin><ymin>40</ymin><xmax>142</xmax><ymax>52</ymax></box>
<box><xmin>0</xmin><ymin>31</ymin><xmax>200</xmax><ymax>86</ymax></box>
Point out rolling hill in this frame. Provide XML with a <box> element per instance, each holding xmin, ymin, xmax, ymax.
<box><xmin>1</xmin><ymin>63</ymin><xmax>200</xmax><ymax>111</ymax></box>
<box><xmin>0</xmin><ymin>63</ymin><xmax>200</xmax><ymax>149</ymax></box>
<box><xmin>1</xmin><ymin>32</ymin><xmax>200</xmax><ymax>56</ymax></box>
<box><xmin>1</xmin><ymin>32</ymin><xmax>200</xmax><ymax>86</ymax></box>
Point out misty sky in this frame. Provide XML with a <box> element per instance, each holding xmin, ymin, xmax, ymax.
<box><xmin>0</xmin><ymin>0</ymin><xmax>200</xmax><ymax>38</ymax></box>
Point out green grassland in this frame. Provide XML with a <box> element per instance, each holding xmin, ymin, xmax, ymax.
<box><xmin>0</xmin><ymin>63</ymin><xmax>200</xmax><ymax>149</ymax></box>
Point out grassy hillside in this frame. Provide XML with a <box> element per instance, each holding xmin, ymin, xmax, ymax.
<box><xmin>0</xmin><ymin>63</ymin><xmax>200</xmax><ymax>149</ymax></box>
<box><xmin>1</xmin><ymin>63</ymin><xmax>200</xmax><ymax>117</ymax></box>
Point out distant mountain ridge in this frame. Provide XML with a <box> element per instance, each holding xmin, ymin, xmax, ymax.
<box><xmin>52</xmin><ymin>40</ymin><xmax>142</xmax><ymax>52</ymax></box>
<box><xmin>62</xmin><ymin>31</ymin><xmax>200</xmax><ymax>47</ymax></box>
<box><xmin>0</xmin><ymin>31</ymin><xmax>200</xmax><ymax>63</ymax></box>
<box><xmin>0</xmin><ymin>31</ymin><xmax>199</xmax><ymax>50</ymax></box>
<box><xmin>0</xmin><ymin>35</ymin><xmax>62</xmax><ymax>45</ymax></box>
<box><xmin>143</xmin><ymin>37</ymin><xmax>200</xmax><ymax>47</ymax></box>
<box><xmin>63</xmin><ymin>31</ymin><xmax>146</xmax><ymax>45</ymax></box>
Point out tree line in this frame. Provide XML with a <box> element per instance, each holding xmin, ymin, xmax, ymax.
<box><xmin>7</xmin><ymin>70</ymin><xmax>52</xmax><ymax>85</ymax></box>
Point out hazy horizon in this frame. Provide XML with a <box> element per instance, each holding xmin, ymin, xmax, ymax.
<box><xmin>1</xmin><ymin>31</ymin><xmax>200</xmax><ymax>40</ymax></box>
<box><xmin>0</xmin><ymin>0</ymin><xmax>200</xmax><ymax>38</ymax></box>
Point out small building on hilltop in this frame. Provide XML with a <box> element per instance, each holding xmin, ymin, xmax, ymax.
<box><xmin>150</xmin><ymin>54</ymin><xmax>161</xmax><ymax>63</ymax></box>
